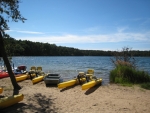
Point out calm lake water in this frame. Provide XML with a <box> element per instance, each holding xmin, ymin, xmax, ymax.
<box><xmin>2</xmin><ymin>56</ymin><xmax>150</xmax><ymax>85</ymax></box>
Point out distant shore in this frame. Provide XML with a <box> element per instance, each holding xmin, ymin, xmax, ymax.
<box><xmin>0</xmin><ymin>77</ymin><xmax>150</xmax><ymax>113</ymax></box>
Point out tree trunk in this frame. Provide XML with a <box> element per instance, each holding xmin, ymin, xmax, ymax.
<box><xmin>0</xmin><ymin>31</ymin><xmax>21</xmax><ymax>90</ymax></box>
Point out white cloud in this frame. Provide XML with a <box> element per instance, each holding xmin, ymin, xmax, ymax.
<box><xmin>15</xmin><ymin>31</ymin><xmax>150</xmax><ymax>44</ymax></box>
<box><xmin>5</xmin><ymin>30</ymin><xmax>44</xmax><ymax>34</ymax></box>
<box><xmin>7</xmin><ymin>27</ymin><xmax>150</xmax><ymax>44</ymax></box>
<box><xmin>17</xmin><ymin>31</ymin><xmax>44</xmax><ymax>34</ymax></box>
<box><xmin>5</xmin><ymin>30</ymin><xmax>14</xmax><ymax>32</ymax></box>
<box><xmin>117</xmin><ymin>27</ymin><xmax>128</xmax><ymax>33</ymax></box>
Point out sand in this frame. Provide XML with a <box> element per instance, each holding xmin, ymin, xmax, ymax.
<box><xmin>0</xmin><ymin>77</ymin><xmax>150</xmax><ymax>113</ymax></box>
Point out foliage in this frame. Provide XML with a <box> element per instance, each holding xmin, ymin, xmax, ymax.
<box><xmin>110</xmin><ymin>47</ymin><xmax>150</xmax><ymax>90</ymax></box>
<box><xmin>140</xmin><ymin>83</ymin><xmax>150</xmax><ymax>90</ymax></box>
<box><xmin>110</xmin><ymin>65</ymin><xmax>150</xmax><ymax>84</ymax></box>
<box><xmin>0</xmin><ymin>0</ymin><xmax>26</xmax><ymax>90</ymax></box>
<box><xmin>1</xmin><ymin>38</ymin><xmax>150</xmax><ymax>56</ymax></box>
<box><xmin>0</xmin><ymin>0</ymin><xmax>26</xmax><ymax>32</ymax></box>
<box><xmin>1</xmin><ymin>37</ymin><xmax>114</xmax><ymax>56</ymax></box>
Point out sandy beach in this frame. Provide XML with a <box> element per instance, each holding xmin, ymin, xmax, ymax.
<box><xmin>0</xmin><ymin>77</ymin><xmax>150</xmax><ymax>113</ymax></box>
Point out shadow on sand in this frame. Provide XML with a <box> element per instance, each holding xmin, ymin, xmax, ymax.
<box><xmin>60</xmin><ymin>85</ymin><xmax>79</xmax><ymax>92</ymax></box>
<box><xmin>84</xmin><ymin>84</ymin><xmax>101</xmax><ymax>95</ymax></box>
<box><xmin>0</xmin><ymin>103</ymin><xmax>27</xmax><ymax>113</ymax></box>
<box><xmin>0</xmin><ymin>93</ymin><xmax>58</xmax><ymax>113</ymax></box>
<box><xmin>45</xmin><ymin>84</ymin><xmax>58</xmax><ymax>87</ymax></box>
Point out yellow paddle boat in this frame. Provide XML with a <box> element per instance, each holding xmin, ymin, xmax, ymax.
<box><xmin>0</xmin><ymin>94</ymin><xmax>24</xmax><ymax>109</ymax></box>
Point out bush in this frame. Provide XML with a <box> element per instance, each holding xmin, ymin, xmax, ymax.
<box><xmin>140</xmin><ymin>83</ymin><xmax>150</xmax><ymax>90</ymax></box>
<box><xmin>110</xmin><ymin>47</ymin><xmax>150</xmax><ymax>90</ymax></box>
<box><xmin>110</xmin><ymin>65</ymin><xmax>150</xmax><ymax>84</ymax></box>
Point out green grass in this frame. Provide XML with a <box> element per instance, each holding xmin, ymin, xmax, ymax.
<box><xmin>109</xmin><ymin>65</ymin><xmax>150</xmax><ymax>90</ymax></box>
<box><xmin>140</xmin><ymin>83</ymin><xmax>150</xmax><ymax>90</ymax></box>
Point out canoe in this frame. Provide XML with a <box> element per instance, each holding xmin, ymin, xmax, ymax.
<box><xmin>0</xmin><ymin>88</ymin><xmax>3</xmax><ymax>94</ymax></box>
<box><xmin>32</xmin><ymin>75</ymin><xmax>44</xmax><ymax>84</ymax></box>
<box><xmin>0</xmin><ymin>72</ymin><xmax>9</xmax><ymax>79</ymax></box>
<box><xmin>82</xmin><ymin>78</ymin><xmax>102</xmax><ymax>90</ymax></box>
<box><xmin>58</xmin><ymin>78</ymin><xmax>86</xmax><ymax>89</ymax></box>
<box><xmin>15</xmin><ymin>75</ymin><xmax>28</xmax><ymax>82</ymax></box>
<box><xmin>0</xmin><ymin>94</ymin><xmax>24</xmax><ymax>109</ymax></box>
<box><xmin>0</xmin><ymin>71</ymin><xmax>26</xmax><ymax>79</ymax></box>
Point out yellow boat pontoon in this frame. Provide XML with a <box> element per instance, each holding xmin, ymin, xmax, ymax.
<box><xmin>58</xmin><ymin>72</ymin><xmax>87</xmax><ymax>88</ymax></box>
<box><xmin>82</xmin><ymin>78</ymin><xmax>102</xmax><ymax>90</ymax></box>
<box><xmin>15</xmin><ymin>74</ymin><xmax>28</xmax><ymax>82</ymax></box>
<box><xmin>0</xmin><ymin>94</ymin><xmax>24</xmax><ymax>109</ymax></box>
<box><xmin>32</xmin><ymin>75</ymin><xmax>44</xmax><ymax>84</ymax></box>
<box><xmin>58</xmin><ymin>78</ymin><xmax>86</xmax><ymax>88</ymax></box>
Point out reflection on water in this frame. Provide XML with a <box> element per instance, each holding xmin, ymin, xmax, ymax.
<box><xmin>7</xmin><ymin>56</ymin><xmax>150</xmax><ymax>85</ymax></box>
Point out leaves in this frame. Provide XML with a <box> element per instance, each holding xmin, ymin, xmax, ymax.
<box><xmin>0</xmin><ymin>0</ymin><xmax>26</xmax><ymax>31</ymax></box>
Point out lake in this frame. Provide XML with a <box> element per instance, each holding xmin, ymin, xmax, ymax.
<box><xmin>1</xmin><ymin>56</ymin><xmax>150</xmax><ymax>85</ymax></box>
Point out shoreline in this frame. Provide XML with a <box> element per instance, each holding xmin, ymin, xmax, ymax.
<box><xmin>0</xmin><ymin>77</ymin><xmax>150</xmax><ymax>113</ymax></box>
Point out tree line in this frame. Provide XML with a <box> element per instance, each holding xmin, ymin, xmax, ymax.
<box><xmin>1</xmin><ymin>35</ymin><xmax>150</xmax><ymax>57</ymax></box>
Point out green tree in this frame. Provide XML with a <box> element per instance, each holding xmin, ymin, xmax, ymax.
<box><xmin>0</xmin><ymin>0</ymin><xmax>26</xmax><ymax>90</ymax></box>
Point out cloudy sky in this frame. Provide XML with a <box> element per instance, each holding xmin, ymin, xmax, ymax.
<box><xmin>6</xmin><ymin>0</ymin><xmax>150</xmax><ymax>50</ymax></box>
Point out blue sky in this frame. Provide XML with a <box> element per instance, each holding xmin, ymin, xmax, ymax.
<box><xmin>6</xmin><ymin>0</ymin><xmax>150</xmax><ymax>50</ymax></box>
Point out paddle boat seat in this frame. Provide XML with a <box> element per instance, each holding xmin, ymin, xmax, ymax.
<box><xmin>86</xmin><ymin>69</ymin><xmax>94</xmax><ymax>81</ymax></box>
<box><xmin>28</xmin><ymin>66</ymin><xmax>37</xmax><ymax>79</ymax></box>
<box><xmin>77</xmin><ymin>72</ymin><xmax>86</xmax><ymax>84</ymax></box>
<box><xmin>29</xmin><ymin>66</ymin><xmax>36</xmax><ymax>73</ymax></box>
<box><xmin>36</xmin><ymin>66</ymin><xmax>44</xmax><ymax>75</ymax></box>
<box><xmin>36</xmin><ymin>66</ymin><xmax>42</xmax><ymax>72</ymax></box>
<box><xmin>87</xmin><ymin>69</ymin><xmax>94</xmax><ymax>74</ymax></box>
<box><xmin>78</xmin><ymin>72</ymin><xmax>85</xmax><ymax>77</ymax></box>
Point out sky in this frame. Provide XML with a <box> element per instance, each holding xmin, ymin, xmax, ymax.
<box><xmin>5</xmin><ymin>0</ymin><xmax>150</xmax><ymax>51</ymax></box>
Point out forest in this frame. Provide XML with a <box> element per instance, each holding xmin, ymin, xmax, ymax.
<box><xmin>1</xmin><ymin>35</ymin><xmax>150</xmax><ymax>57</ymax></box>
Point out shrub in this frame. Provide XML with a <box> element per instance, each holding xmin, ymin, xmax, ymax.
<box><xmin>141</xmin><ymin>83</ymin><xmax>150</xmax><ymax>90</ymax></box>
<box><xmin>110</xmin><ymin>47</ymin><xmax>150</xmax><ymax>90</ymax></box>
<box><xmin>110</xmin><ymin>65</ymin><xmax>150</xmax><ymax>84</ymax></box>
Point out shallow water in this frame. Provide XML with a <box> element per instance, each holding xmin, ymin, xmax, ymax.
<box><xmin>1</xmin><ymin>56</ymin><xmax>150</xmax><ymax>85</ymax></box>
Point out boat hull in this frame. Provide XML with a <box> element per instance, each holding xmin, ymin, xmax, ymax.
<box><xmin>32</xmin><ymin>76</ymin><xmax>44</xmax><ymax>84</ymax></box>
<box><xmin>0</xmin><ymin>72</ymin><xmax>9</xmax><ymax>79</ymax></box>
<box><xmin>0</xmin><ymin>72</ymin><xmax>27</xmax><ymax>79</ymax></box>
<box><xmin>58</xmin><ymin>78</ymin><xmax>86</xmax><ymax>88</ymax></box>
<box><xmin>0</xmin><ymin>94</ymin><xmax>24</xmax><ymax>109</ymax></box>
<box><xmin>82</xmin><ymin>78</ymin><xmax>102</xmax><ymax>90</ymax></box>
<box><xmin>15</xmin><ymin>75</ymin><xmax>28</xmax><ymax>82</ymax></box>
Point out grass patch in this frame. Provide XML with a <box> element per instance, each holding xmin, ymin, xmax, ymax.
<box><xmin>140</xmin><ymin>83</ymin><xmax>150</xmax><ymax>90</ymax></box>
<box><xmin>110</xmin><ymin>47</ymin><xmax>150</xmax><ymax>90</ymax></box>
<box><xmin>110</xmin><ymin>65</ymin><xmax>150</xmax><ymax>90</ymax></box>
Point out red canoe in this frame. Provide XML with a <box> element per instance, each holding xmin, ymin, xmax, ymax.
<box><xmin>0</xmin><ymin>71</ymin><xmax>9</xmax><ymax>79</ymax></box>
<box><xmin>0</xmin><ymin>71</ymin><xmax>26</xmax><ymax>79</ymax></box>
